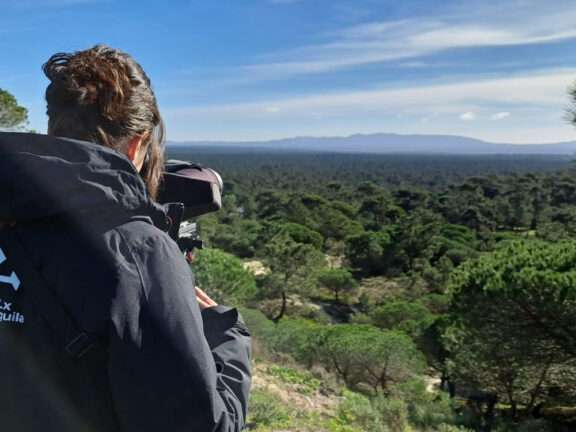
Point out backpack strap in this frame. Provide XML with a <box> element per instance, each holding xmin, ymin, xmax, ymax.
<box><xmin>0</xmin><ymin>227</ymin><xmax>97</xmax><ymax>359</ymax></box>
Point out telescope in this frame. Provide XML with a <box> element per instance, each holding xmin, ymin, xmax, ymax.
<box><xmin>156</xmin><ymin>160</ymin><xmax>223</xmax><ymax>252</ymax></box>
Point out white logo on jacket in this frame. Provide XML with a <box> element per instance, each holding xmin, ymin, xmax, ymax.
<box><xmin>0</xmin><ymin>247</ymin><xmax>25</xmax><ymax>325</ymax></box>
<box><xmin>0</xmin><ymin>247</ymin><xmax>21</xmax><ymax>291</ymax></box>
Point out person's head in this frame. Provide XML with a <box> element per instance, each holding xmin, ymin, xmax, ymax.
<box><xmin>43</xmin><ymin>44</ymin><xmax>164</xmax><ymax>199</ymax></box>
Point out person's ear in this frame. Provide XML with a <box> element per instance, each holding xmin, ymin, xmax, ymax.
<box><xmin>126</xmin><ymin>135</ymin><xmax>143</xmax><ymax>162</ymax></box>
<box><xmin>126</xmin><ymin>134</ymin><xmax>146</xmax><ymax>171</ymax></box>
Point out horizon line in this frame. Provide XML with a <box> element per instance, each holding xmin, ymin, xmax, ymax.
<box><xmin>165</xmin><ymin>131</ymin><xmax>576</xmax><ymax>146</ymax></box>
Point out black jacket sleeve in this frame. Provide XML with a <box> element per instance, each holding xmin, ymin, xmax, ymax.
<box><xmin>202</xmin><ymin>305</ymin><xmax>252</xmax><ymax>421</ymax></box>
<box><xmin>106</xmin><ymin>225</ymin><xmax>251</xmax><ymax>432</ymax></box>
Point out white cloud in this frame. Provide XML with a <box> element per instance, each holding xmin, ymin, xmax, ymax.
<box><xmin>264</xmin><ymin>106</ymin><xmax>281</xmax><ymax>113</ymax></box>
<box><xmin>164</xmin><ymin>69</ymin><xmax>576</xmax><ymax>143</ymax></box>
<box><xmin>460</xmin><ymin>112</ymin><xmax>477</xmax><ymax>121</ymax></box>
<box><xmin>409</xmin><ymin>27</ymin><xmax>576</xmax><ymax>50</ymax></box>
<box><xmin>167</xmin><ymin>70</ymin><xmax>575</xmax><ymax>117</ymax></box>
<box><xmin>229</xmin><ymin>5</ymin><xmax>576</xmax><ymax>80</ymax></box>
<box><xmin>491</xmin><ymin>112</ymin><xmax>511</xmax><ymax>120</ymax></box>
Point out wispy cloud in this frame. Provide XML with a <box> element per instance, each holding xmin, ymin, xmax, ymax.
<box><xmin>169</xmin><ymin>69</ymin><xmax>576</xmax><ymax>116</ymax></box>
<box><xmin>460</xmin><ymin>112</ymin><xmax>476</xmax><ymax>121</ymax></box>
<box><xmin>229</xmin><ymin>4</ymin><xmax>576</xmax><ymax>80</ymax></box>
<box><xmin>164</xmin><ymin>69</ymin><xmax>576</xmax><ymax>143</ymax></box>
<box><xmin>491</xmin><ymin>112</ymin><xmax>511</xmax><ymax>120</ymax></box>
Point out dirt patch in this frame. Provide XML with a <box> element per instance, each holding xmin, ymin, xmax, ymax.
<box><xmin>244</xmin><ymin>260</ymin><xmax>271</xmax><ymax>276</ymax></box>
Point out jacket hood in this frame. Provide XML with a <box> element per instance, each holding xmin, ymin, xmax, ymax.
<box><xmin>0</xmin><ymin>132</ymin><xmax>167</xmax><ymax>227</ymax></box>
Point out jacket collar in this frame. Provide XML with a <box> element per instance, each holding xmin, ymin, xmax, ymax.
<box><xmin>0</xmin><ymin>132</ymin><xmax>168</xmax><ymax>230</ymax></box>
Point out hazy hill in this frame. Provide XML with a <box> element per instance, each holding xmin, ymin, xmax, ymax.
<box><xmin>168</xmin><ymin>133</ymin><xmax>576</xmax><ymax>155</ymax></box>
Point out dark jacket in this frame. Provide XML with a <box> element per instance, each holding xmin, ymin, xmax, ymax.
<box><xmin>0</xmin><ymin>132</ymin><xmax>251</xmax><ymax>432</ymax></box>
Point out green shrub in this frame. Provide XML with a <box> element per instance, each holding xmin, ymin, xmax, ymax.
<box><xmin>337</xmin><ymin>392</ymin><xmax>413</xmax><ymax>432</ymax></box>
<box><xmin>435</xmin><ymin>425</ymin><xmax>474</xmax><ymax>432</ymax></box>
<box><xmin>247</xmin><ymin>389</ymin><xmax>292</xmax><ymax>429</ymax></box>
<box><xmin>336</xmin><ymin>390</ymin><xmax>462</xmax><ymax>432</ymax></box>
<box><xmin>419</xmin><ymin>293</ymin><xmax>451</xmax><ymax>314</ymax></box>
<box><xmin>395</xmin><ymin>378</ymin><xmax>456</xmax><ymax>430</ymax></box>
<box><xmin>239</xmin><ymin>310</ymin><xmax>324</xmax><ymax>365</ymax></box>
<box><xmin>407</xmin><ymin>393</ymin><xmax>455</xmax><ymax>431</ymax></box>
<box><xmin>266</xmin><ymin>365</ymin><xmax>321</xmax><ymax>395</ymax></box>
<box><xmin>239</xmin><ymin>308</ymin><xmax>275</xmax><ymax>341</ymax></box>
<box><xmin>336</xmin><ymin>391</ymin><xmax>386</xmax><ymax>432</ymax></box>
<box><xmin>317</xmin><ymin>325</ymin><xmax>425</xmax><ymax>394</ymax></box>
<box><xmin>193</xmin><ymin>248</ymin><xmax>257</xmax><ymax>305</ymax></box>
<box><xmin>280</xmin><ymin>222</ymin><xmax>325</xmax><ymax>250</ymax></box>
<box><xmin>318</xmin><ymin>268</ymin><xmax>358</xmax><ymax>302</ymax></box>
<box><xmin>371</xmin><ymin>301</ymin><xmax>436</xmax><ymax>339</ymax></box>
<box><xmin>268</xmin><ymin>318</ymin><xmax>323</xmax><ymax>366</ymax></box>
<box><xmin>373</xmin><ymin>396</ymin><xmax>410</xmax><ymax>432</ymax></box>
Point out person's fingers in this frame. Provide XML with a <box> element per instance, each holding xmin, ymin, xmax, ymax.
<box><xmin>195</xmin><ymin>286</ymin><xmax>209</xmax><ymax>302</ymax></box>
<box><xmin>195</xmin><ymin>286</ymin><xmax>216</xmax><ymax>305</ymax></box>
<box><xmin>196</xmin><ymin>296</ymin><xmax>211</xmax><ymax>310</ymax></box>
<box><xmin>195</xmin><ymin>286</ymin><xmax>218</xmax><ymax>307</ymax></box>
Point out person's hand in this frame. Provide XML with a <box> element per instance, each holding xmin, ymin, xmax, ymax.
<box><xmin>195</xmin><ymin>286</ymin><xmax>218</xmax><ymax>310</ymax></box>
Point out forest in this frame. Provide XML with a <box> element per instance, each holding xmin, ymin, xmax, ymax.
<box><xmin>167</xmin><ymin>147</ymin><xmax>576</xmax><ymax>432</ymax></box>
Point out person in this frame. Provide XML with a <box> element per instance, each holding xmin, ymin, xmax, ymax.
<box><xmin>0</xmin><ymin>45</ymin><xmax>251</xmax><ymax>431</ymax></box>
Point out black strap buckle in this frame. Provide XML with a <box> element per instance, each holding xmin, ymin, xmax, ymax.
<box><xmin>65</xmin><ymin>333</ymin><xmax>95</xmax><ymax>359</ymax></box>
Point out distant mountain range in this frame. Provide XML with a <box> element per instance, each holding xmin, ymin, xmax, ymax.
<box><xmin>168</xmin><ymin>133</ymin><xmax>576</xmax><ymax>155</ymax></box>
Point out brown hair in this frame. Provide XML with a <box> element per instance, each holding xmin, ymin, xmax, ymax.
<box><xmin>43</xmin><ymin>44</ymin><xmax>164</xmax><ymax>199</ymax></box>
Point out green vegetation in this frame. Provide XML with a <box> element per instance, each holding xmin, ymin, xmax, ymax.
<box><xmin>173</xmin><ymin>145</ymin><xmax>576</xmax><ymax>431</ymax></box>
<box><xmin>0</xmin><ymin>88</ymin><xmax>28</xmax><ymax>129</ymax></box>
<box><xmin>265</xmin><ymin>364</ymin><xmax>322</xmax><ymax>395</ymax></box>
<box><xmin>445</xmin><ymin>241</ymin><xmax>576</xmax><ymax>419</ymax></box>
<box><xmin>318</xmin><ymin>268</ymin><xmax>358</xmax><ymax>302</ymax></box>
<box><xmin>247</xmin><ymin>388</ymin><xmax>292</xmax><ymax>430</ymax></box>
<box><xmin>371</xmin><ymin>301</ymin><xmax>436</xmax><ymax>338</ymax></box>
<box><xmin>193</xmin><ymin>248</ymin><xmax>257</xmax><ymax>305</ymax></box>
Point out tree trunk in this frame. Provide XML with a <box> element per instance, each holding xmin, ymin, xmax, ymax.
<box><xmin>272</xmin><ymin>289</ymin><xmax>287</xmax><ymax>323</ymax></box>
<box><xmin>440</xmin><ymin>372</ymin><xmax>457</xmax><ymax>398</ymax></box>
<box><xmin>379</xmin><ymin>373</ymin><xmax>388</xmax><ymax>394</ymax></box>
<box><xmin>448</xmin><ymin>380</ymin><xmax>456</xmax><ymax>398</ymax></box>
<box><xmin>510</xmin><ymin>401</ymin><xmax>517</xmax><ymax>419</ymax></box>
<box><xmin>484</xmin><ymin>395</ymin><xmax>497</xmax><ymax>432</ymax></box>
<box><xmin>440</xmin><ymin>371</ymin><xmax>447</xmax><ymax>391</ymax></box>
<box><xmin>527</xmin><ymin>361</ymin><xmax>551</xmax><ymax>412</ymax></box>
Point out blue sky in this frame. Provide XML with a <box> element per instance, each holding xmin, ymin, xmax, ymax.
<box><xmin>2</xmin><ymin>0</ymin><xmax>576</xmax><ymax>143</ymax></box>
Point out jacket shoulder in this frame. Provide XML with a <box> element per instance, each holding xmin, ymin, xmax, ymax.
<box><xmin>108</xmin><ymin>218</ymin><xmax>192</xmax><ymax>301</ymax></box>
<box><xmin>107</xmin><ymin>218</ymin><xmax>181</xmax><ymax>275</ymax></box>
<box><xmin>110</xmin><ymin>219</ymin><xmax>185</xmax><ymax>277</ymax></box>
<box><xmin>111</xmin><ymin>218</ymin><xmax>170</xmax><ymax>246</ymax></box>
